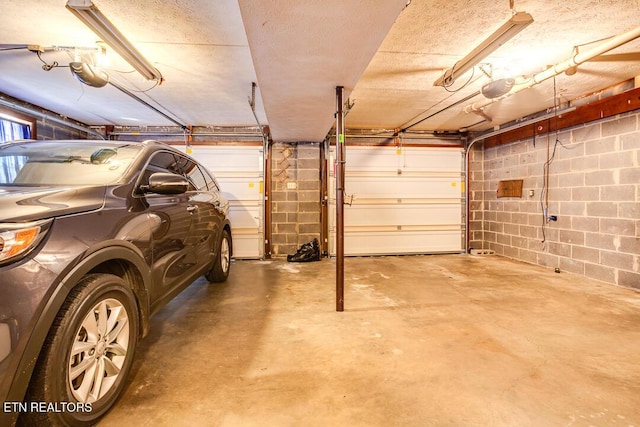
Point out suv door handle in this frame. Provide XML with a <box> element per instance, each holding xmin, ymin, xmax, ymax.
<box><xmin>187</xmin><ymin>205</ymin><xmax>198</xmax><ymax>213</ymax></box>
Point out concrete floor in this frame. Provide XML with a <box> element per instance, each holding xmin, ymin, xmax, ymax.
<box><xmin>99</xmin><ymin>254</ymin><xmax>640</xmax><ymax>427</ymax></box>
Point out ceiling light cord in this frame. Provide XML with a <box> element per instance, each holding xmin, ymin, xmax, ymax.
<box><xmin>110</xmin><ymin>75</ymin><xmax>160</xmax><ymax>93</ymax></box>
<box><xmin>36</xmin><ymin>51</ymin><xmax>60</xmax><ymax>71</ymax></box>
<box><xmin>442</xmin><ymin>64</ymin><xmax>476</xmax><ymax>93</ymax></box>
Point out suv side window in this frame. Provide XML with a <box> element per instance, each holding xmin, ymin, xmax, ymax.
<box><xmin>180</xmin><ymin>158</ymin><xmax>208</xmax><ymax>191</ymax></box>
<box><xmin>137</xmin><ymin>151</ymin><xmax>181</xmax><ymax>190</ymax></box>
<box><xmin>149</xmin><ymin>151</ymin><xmax>182</xmax><ymax>174</ymax></box>
<box><xmin>138</xmin><ymin>151</ymin><xmax>208</xmax><ymax>192</ymax></box>
<box><xmin>200</xmin><ymin>166</ymin><xmax>220</xmax><ymax>192</ymax></box>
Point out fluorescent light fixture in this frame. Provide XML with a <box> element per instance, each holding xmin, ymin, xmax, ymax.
<box><xmin>66</xmin><ymin>0</ymin><xmax>162</xmax><ymax>81</ymax></box>
<box><xmin>434</xmin><ymin>11</ymin><xmax>533</xmax><ymax>87</ymax></box>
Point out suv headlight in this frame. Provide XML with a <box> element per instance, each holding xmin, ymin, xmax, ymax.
<box><xmin>0</xmin><ymin>220</ymin><xmax>52</xmax><ymax>265</ymax></box>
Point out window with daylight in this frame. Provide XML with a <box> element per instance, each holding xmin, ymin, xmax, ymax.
<box><xmin>0</xmin><ymin>117</ymin><xmax>31</xmax><ymax>142</ymax></box>
<box><xmin>1</xmin><ymin>113</ymin><xmax>34</xmax><ymax>183</ymax></box>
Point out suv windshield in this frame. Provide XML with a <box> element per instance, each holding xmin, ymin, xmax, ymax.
<box><xmin>0</xmin><ymin>141</ymin><xmax>141</xmax><ymax>186</ymax></box>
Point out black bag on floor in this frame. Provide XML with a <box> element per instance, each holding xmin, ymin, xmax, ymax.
<box><xmin>287</xmin><ymin>238</ymin><xmax>320</xmax><ymax>262</ymax></box>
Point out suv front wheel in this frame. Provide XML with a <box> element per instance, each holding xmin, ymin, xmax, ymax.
<box><xmin>23</xmin><ymin>274</ymin><xmax>139</xmax><ymax>426</ymax></box>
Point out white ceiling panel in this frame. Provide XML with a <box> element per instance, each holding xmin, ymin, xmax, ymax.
<box><xmin>0</xmin><ymin>0</ymin><xmax>639</xmax><ymax>141</ymax></box>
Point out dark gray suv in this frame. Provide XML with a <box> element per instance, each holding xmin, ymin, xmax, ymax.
<box><xmin>0</xmin><ymin>140</ymin><xmax>232</xmax><ymax>426</ymax></box>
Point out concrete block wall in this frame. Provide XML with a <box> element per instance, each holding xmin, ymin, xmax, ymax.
<box><xmin>470</xmin><ymin>110</ymin><xmax>640</xmax><ymax>290</ymax></box>
<box><xmin>270</xmin><ymin>142</ymin><xmax>321</xmax><ymax>256</ymax></box>
<box><xmin>468</xmin><ymin>145</ymin><xmax>485</xmax><ymax>249</ymax></box>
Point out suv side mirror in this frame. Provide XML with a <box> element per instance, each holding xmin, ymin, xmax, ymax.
<box><xmin>141</xmin><ymin>172</ymin><xmax>189</xmax><ymax>195</ymax></box>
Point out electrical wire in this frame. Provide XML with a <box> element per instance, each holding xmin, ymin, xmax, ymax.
<box><xmin>400</xmin><ymin>89</ymin><xmax>481</xmax><ymax>132</ymax></box>
<box><xmin>109</xmin><ymin>76</ymin><xmax>161</xmax><ymax>93</ymax></box>
<box><xmin>539</xmin><ymin>75</ymin><xmax>568</xmax><ymax>243</ymax></box>
<box><xmin>540</xmin><ymin>131</ymin><xmax>559</xmax><ymax>243</ymax></box>
<box><xmin>66</xmin><ymin>47</ymin><xmax>162</xmax><ymax>92</ymax></box>
<box><xmin>442</xmin><ymin>63</ymin><xmax>476</xmax><ymax>93</ymax></box>
<box><xmin>84</xmin><ymin>59</ymin><xmax>161</xmax><ymax>93</ymax></box>
<box><xmin>108</xmin><ymin>79</ymin><xmax>187</xmax><ymax>130</ymax></box>
<box><xmin>36</xmin><ymin>51</ymin><xmax>60</xmax><ymax>71</ymax></box>
<box><xmin>400</xmin><ymin>64</ymin><xmax>486</xmax><ymax>132</ymax></box>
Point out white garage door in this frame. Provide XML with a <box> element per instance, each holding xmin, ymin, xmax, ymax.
<box><xmin>329</xmin><ymin>146</ymin><xmax>464</xmax><ymax>256</ymax></box>
<box><xmin>179</xmin><ymin>145</ymin><xmax>264</xmax><ymax>259</ymax></box>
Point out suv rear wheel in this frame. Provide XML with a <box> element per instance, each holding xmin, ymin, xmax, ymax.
<box><xmin>206</xmin><ymin>229</ymin><xmax>231</xmax><ymax>283</ymax></box>
<box><xmin>22</xmin><ymin>274</ymin><xmax>139</xmax><ymax>426</ymax></box>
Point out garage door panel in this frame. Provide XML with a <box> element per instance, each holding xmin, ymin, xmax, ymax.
<box><xmin>218</xmin><ymin>178</ymin><xmax>262</xmax><ymax>201</ymax></box>
<box><xmin>344</xmin><ymin>147</ymin><xmax>461</xmax><ymax>172</ymax></box>
<box><xmin>341</xmin><ymin>230</ymin><xmax>462</xmax><ymax>255</ymax></box>
<box><xmin>329</xmin><ymin>146</ymin><xmax>464</xmax><ymax>256</ymax></box>
<box><xmin>343</xmin><ymin>176</ymin><xmax>463</xmax><ymax>199</ymax></box>
<box><xmin>230</xmin><ymin>234</ymin><xmax>260</xmax><ymax>259</ymax></box>
<box><xmin>229</xmin><ymin>203</ymin><xmax>261</xmax><ymax>228</ymax></box>
<box><xmin>343</xmin><ymin>149</ymin><xmax>397</xmax><ymax>171</ymax></box>
<box><xmin>397</xmin><ymin>149</ymin><xmax>462</xmax><ymax>172</ymax></box>
<box><xmin>190</xmin><ymin>147</ymin><xmax>263</xmax><ymax>172</ymax></box>
<box><xmin>344</xmin><ymin>204</ymin><xmax>461</xmax><ymax>226</ymax></box>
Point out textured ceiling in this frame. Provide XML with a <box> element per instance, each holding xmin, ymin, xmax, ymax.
<box><xmin>0</xmin><ymin>0</ymin><xmax>639</xmax><ymax>142</ymax></box>
<box><xmin>238</xmin><ymin>0</ymin><xmax>408</xmax><ymax>142</ymax></box>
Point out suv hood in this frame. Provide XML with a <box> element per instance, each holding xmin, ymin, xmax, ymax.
<box><xmin>0</xmin><ymin>186</ymin><xmax>106</xmax><ymax>222</ymax></box>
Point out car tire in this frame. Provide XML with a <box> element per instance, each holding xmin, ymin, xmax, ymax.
<box><xmin>21</xmin><ymin>273</ymin><xmax>139</xmax><ymax>426</ymax></box>
<box><xmin>205</xmin><ymin>229</ymin><xmax>231</xmax><ymax>283</ymax></box>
